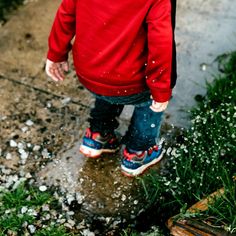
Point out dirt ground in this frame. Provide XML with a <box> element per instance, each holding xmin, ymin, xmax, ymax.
<box><xmin>0</xmin><ymin>0</ymin><xmax>235</xmax><ymax>234</ymax></box>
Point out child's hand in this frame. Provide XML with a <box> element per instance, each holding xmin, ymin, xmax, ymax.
<box><xmin>150</xmin><ymin>100</ymin><xmax>169</xmax><ymax>112</ymax></box>
<box><xmin>45</xmin><ymin>59</ymin><xmax>69</xmax><ymax>82</ymax></box>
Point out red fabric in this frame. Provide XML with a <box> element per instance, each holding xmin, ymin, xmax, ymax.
<box><xmin>47</xmin><ymin>0</ymin><xmax>176</xmax><ymax>102</ymax></box>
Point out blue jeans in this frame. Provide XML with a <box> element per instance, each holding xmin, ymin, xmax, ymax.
<box><xmin>89</xmin><ymin>91</ymin><xmax>163</xmax><ymax>151</ymax></box>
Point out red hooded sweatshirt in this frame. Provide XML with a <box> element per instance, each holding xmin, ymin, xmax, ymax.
<box><xmin>47</xmin><ymin>0</ymin><xmax>177</xmax><ymax>102</ymax></box>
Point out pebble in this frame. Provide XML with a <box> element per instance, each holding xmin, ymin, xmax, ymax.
<box><xmin>67</xmin><ymin>211</ymin><xmax>75</xmax><ymax>216</ymax></box>
<box><xmin>20</xmin><ymin>150</ymin><xmax>29</xmax><ymax>160</ymax></box>
<box><xmin>76</xmin><ymin>192</ymin><xmax>84</xmax><ymax>204</ymax></box>
<box><xmin>45</xmin><ymin>213</ymin><xmax>51</xmax><ymax>220</ymax></box>
<box><xmin>134</xmin><ymin>200</ymin><xmax>138</xmax><ymax>205</ymax></box>
<box><xmin>57</xmin><ymin>218</ymin><xmax>66</xmax><ymax>224</ymax></box>
<box><xmin>42</xmin><ymin>204</ymin><xmax>50</xmax><ymax>212</ymax></box>
<box><xmin>6</xmin><ymin>153</ymin><xmax>12</xmax><ymax>160</ymax></box>
<box><xmin>81</xmin><ymin>229</ymin><xmax>95</xmax><ymax>236</ymax></box>
<box><xmin>17</xmin><ymin>142</ymin><xmax>24</xmax><ymax>149</ymax></box>
<box><xmin>21</xmin><ymin>126</ymin><xmax>29</xmax><ymax>133</ymax></box>
<box><xmin>25</xmin><ymin>173</ymin><xmax>32</xmax><ymax>179</ymax></box>
<box><xmin>7</xmin><ymin>230</ymin><xmax>17</xmax><ymax>236</ymax></box>
<box><xmin>47</xmin><ymin>102</ymin><xmax>52</xmax><ymax>108</ymax></box>
<box><xmin>121</xmin><ymin>194</ymin><xmax>126</xmax><ymax>202</ymax></box>
<box><xmin>105</xmin><ymin>217</ymin><xmax>112</xmax><ymax>224</ymax></box>
<box><xmin>64</xmin><ymin>222</ymin><xmax>73</xmax><ymax>229</ymax></box>
<box><xmin>39</xmin><ymin>185</ymin><xmax>47</xmax><ymax>192</ymax></box>
<box><xmin>25</xmin><ymin>120</ymin><xmax>34</xmax><ymax>126</ymax></box>
<box><xmin>21</xmin><ymin>206</ymin><xmax>28</xmax><ymax>214</ymax></box>
<box><xmin>28</xmin><ymin>225</ymin><xmax>36</xmax><ymax>234</ymax></box>
<box><xmin>41</xmin><ymin>148</ymin><xmax>50</xmax><ymax>159</ymax></box>
<box><xmin>50</xmin><ymin>210</ymin><xmax>57</xmax><ymax>218</ymax></box>
<box><xmin>0</xmin><ymin>115</ymin><xmax>7</xmax><ymax>120</ymax></box>
<box><xmin>1</xmin><ymin>167</ymin><xmax>11</xmax><ymax>175</ymax></box>
<box><xmin>33</xmin><ymin>145</ymin><xmax>41</xmax><ymax>151</ymax></box>
<box><xmin>66</xmin><ymin>194</ymin><xmax>75</xmax><ymax>205</ymax></box>
<box><xmin>67</xmin><ymin>219</ymin><xmax>76</xmax><ymax>226</ymax></box>
<box><xmin>27</xmin><ymin>143</ymin><xmax>32</xmax><ymax>148</ymax></box>
<box><xmin>10</xmin><ymin>140</ymin><xmax>18</xmax><ymax>147</ymax></box>
<box><xmin>5</xmin><ymin>209</ymin><xmax>11</xmax><ymax>214</ymax></box>
<box><xmin>166</xmin><ymin>147</ymin><xmax>172</xmax><ymax>155</ymax></box>
<box><xmin>61</xmin><ymin>97</ymin><xmax>71</xmax><ymax>105</ymax></box>
<box><xmin>27</xmin><ymin>209</ymin><xmax>38</xmax><ymax>216</ymax></box>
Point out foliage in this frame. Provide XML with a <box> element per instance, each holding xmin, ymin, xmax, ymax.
<box><xmin>0</xmin><ymin>182</ymin><xmax>69</xmax><ymax>235</ymax></box>
<box><xmin>122</xmin><ymin>226</ymin><xmax>164</xmax><ymax>236</ymax></box>
<box><xmin>35</xmin><ymin>226</ymin><xmax>71</xmax><ymax>236</ymax></box>
<box><xmin>199</xmin><ymin>171</ymin><xmax>236</xmax><ymax>233</ymax></box>
<box><xmin>140</xmin><ymin>51</ymin><xmax>236</xmax><ymax>232</ymax></box>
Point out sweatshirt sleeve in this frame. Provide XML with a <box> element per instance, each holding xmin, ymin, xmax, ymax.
<box><xmin>145</xmin><ymin>0</ymin><xmax>176</xmax><ymax>102</ymax></box>
<box><xmin>47</xmin><ymin>0</ymin><xmax>76</xmax><ymax>62</ymax></box>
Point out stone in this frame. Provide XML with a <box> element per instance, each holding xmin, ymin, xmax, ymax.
<box><xmin>25</xmin><ymin>120</ymin><xmax>34</xmax><ymax>126</ymax></box>
<box><xmin>9</xmin><ymin>140</ymin><xmax>18</xmax><ymax>147</ymax></box>
<box><xmin>39</xmin><ymin>185</ymin><xmax>47</xmax><ymax>192</ymax></box>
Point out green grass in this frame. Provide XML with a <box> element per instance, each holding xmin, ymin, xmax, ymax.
<box><xmin>140</xmin><ymin>51</ymin><xmax>236</xmax><ymax>233</ymax></box>
<box><xmin>35</xmin><ymin>226</ymin><xmax>70</xmax><ymax>236</ymax></box>
<box><xmin>121</xmin><ymin>226</ymin><xmax>164</xmax><ymax>236</ymax></box>
<box><xmin>0</xmin><ymin>182</ymin><xmax>70</xmax><ymax>235</ymax></box>
<box><xmin>201</xmin><ymin>171</ymin><xmax>236</xmax><ymax>233</ymax></box>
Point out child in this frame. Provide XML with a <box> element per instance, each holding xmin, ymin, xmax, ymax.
<box><xmin>46</xmin><ymin>0</ymin><xmax>177</xmax><ymax>177</ymax></box>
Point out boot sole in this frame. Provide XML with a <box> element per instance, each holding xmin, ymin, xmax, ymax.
<box><xmin>79</xmin><ymin>145</ymin><xmax>119</xmax><ymax>158</ymax></box>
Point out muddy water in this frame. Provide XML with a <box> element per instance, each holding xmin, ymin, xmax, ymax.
<box><xmin>36</xmin><ymin>121</ymin><xmax>168</xmax><ymax>233</ymax></box>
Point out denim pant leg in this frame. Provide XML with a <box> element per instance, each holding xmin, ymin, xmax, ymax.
<box><xmin>89</xmin><ymin>97</ymin><xmax>124</xmax><ymax>136</ymax></box>
<box><xmin>123</xmin><ymin>101</ymin><xmax>163</xmax><ymax>151</ymax></box>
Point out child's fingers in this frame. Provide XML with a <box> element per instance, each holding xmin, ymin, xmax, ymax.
<box><xmin>46</xmin><ymin>65</ymin><xmax>61</xmax><ymax>81</ymax></box>
<box><xmin>150</xmin><ymin>101</ymin><xmax>168</xmax><ymax>112</ymax></box>
<box><xmin>45</xmin><ymin>59</ymin><xmax>68</xmax><ymax>81</ymax></box>
<box><xmin>45</xmin><ymin>64</ymin><xmax>59</xmax><ymax>81</ymax></box>
<box><xmin>54</xmin><ymin>66</ymin><xmax>65</xmax><ymax>81</ymax></box>
<box><xmin>61</xmin><ymin>61</ymin><xmax>69</xmax><ymax>72</ymax></box>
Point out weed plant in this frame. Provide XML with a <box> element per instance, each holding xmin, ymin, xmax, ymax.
<box><xmin>141</xmin><ymin>51</ymin><xmax>236</xmax><ymax>232</ymax></box>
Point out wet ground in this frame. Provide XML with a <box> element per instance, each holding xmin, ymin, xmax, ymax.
<box><xmin>0</xmin><ymin>0</ymin><xmax>236</xmax><ymax>235</ymax></box>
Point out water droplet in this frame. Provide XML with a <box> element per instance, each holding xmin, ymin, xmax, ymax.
<box><xmin>200</xmin><ymin>63</ymin><xmax>207</xmax><ymax>71</ymax></box>
<box><xmin>151</xmin><ymin>124</ymin><xmax>156</xmax><ymax>128</ymax></box>
<box><xmin>152</xmin><ymin>60</ymin><xmax>156</xmax><ymax>64</ymax></box>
